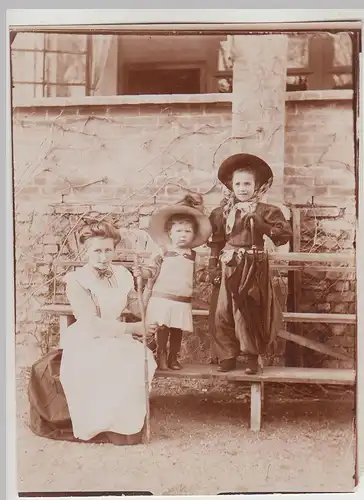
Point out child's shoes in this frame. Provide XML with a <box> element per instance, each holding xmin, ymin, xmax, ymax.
<box><xmin>168</xmin><ymin>354</ymin><xmax>182</xmax><ymax>370</ymax></box>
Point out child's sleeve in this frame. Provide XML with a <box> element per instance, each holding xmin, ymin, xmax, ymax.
<box><xmin>143</xmin><ymin>251</ymin><xmax>164</xmax><ymax>280</ymax></box>
<box><xmin>263</xmin><ymin>206</ymin><xmax>292</xmax><ymax>247</ymax></box>
<box><xmin>207</xmin><ymin>207</ymin><xmax>226</xmax><ymax>258</ymax></box>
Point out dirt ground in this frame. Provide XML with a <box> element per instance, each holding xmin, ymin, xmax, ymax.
<box><xmin>15</xmin><ymin>336</ymin><xmax>356</xmax><ymax>496</ymax></box>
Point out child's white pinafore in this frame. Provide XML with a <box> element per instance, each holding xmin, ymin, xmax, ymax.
<box><xmin>145</xmin><ymin>251</ymin><xmax>195</xmax><ymax>332</ymax></box>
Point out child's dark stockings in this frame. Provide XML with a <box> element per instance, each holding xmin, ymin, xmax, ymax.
<box><xmin>156</xmin><ymin>326</ymin><xmax>183</xmax><ymax>370</ymax></box>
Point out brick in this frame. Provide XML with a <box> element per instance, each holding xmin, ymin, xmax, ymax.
<box><xmin>331</xmin><ymin>303</ymin><xmax>352</xmax><ymax>313</ymax></box>
<box><xmin>284</xmin><ymin>166</ymin><xmax>312</xmax><ymax>177</ymax></box>
<box><xmin>328</xmin><ymin>187</ymin><xmax>355</xmax><ymax>197</ymax></box>
<box><xmin>37</xmin><ymin>264</ymin><xmax>51</xmax><ymax>275</ymax></box>
<box><xmin>331</xmin><ymin>324</ymin><xmax>350</xmax><ymax>336</ymax></box>
<box><xmin>44</xmin><ymin>244</ymin><xmax>58</xmax><ymax>254</ymax></box>
<box><xmin>316</xmin><ymin>303</ymin><xmax>331</xmax><ymax>312</ymax></box>
<box><xmin>313</xmin><ymin>186</ymin><xmax>329</xmax><ymax>196</ymax></box>
<box><xmin>285</xmin><ymin>176</ymin><xmax>314</xmax><ymax>187</ymax></box>
<box><xmin>18</xmin><ymin>186</ymin><xmax>41</xmax><ymax>196</ymax></box>
<box><xmin>42</xmin><ymin>235</ymin><xmax>59</xmax><ymax>245</ymax></box>
<box><xmin>327</xmin><ymin>291</ymin><xmax>356</xmax><ymax>303</ymax></box>
<box><xmin>333</xmin><ymin>281</ymin><xmax>350</xmax><ymax>292</ymax></box>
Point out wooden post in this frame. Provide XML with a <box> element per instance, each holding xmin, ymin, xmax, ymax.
<box><xmin>286</xmin><ymin>207</ymin><xmax>304</xmax><ymax>367</ymax></box>
<box><xmin>250</xmin><ymin>382</ymin><xmax>263</xmax><ymax>431</ymax></box>
<box><xmin>231</xmin><ymin>34</ymin><xmax>288</xmax><ymax>204</ymax></box>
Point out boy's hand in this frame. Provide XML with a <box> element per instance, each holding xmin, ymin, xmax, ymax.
<box><xmin>208</xmin><ymin>267</ymin><xmax>222</xmax><ymax>286</ymax></box>
<box><xmin>245</xmin><ymin>213</ymin><xmax>270</xmax><ymax>235</ymax></box>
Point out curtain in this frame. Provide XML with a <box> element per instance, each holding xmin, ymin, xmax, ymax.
<box><xmin>89</xmin><ymin>35</ymin><xmax>115</xmax><ymax>95</ymax></box>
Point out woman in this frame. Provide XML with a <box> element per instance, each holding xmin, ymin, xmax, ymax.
<box><xmin>28</xmin><ymin>220</ymin><xmax>157</xmax><ymax>445</ymax></box>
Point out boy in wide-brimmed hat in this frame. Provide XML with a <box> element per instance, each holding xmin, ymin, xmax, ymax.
<box><xmin>208</xmin><ymin>153</ymin><xmax>292</xmax><ymax>374</ymax></box>
<box><xmin>134</xmin><ymin>192</ymin><xmax>212</xmax><ymax>371</ymax></box>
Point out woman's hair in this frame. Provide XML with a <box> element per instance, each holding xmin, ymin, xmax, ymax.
<box><xmin>165</xmin><ymin>214</ymin><xmax>198</xmax><ymax>235</ymax></box>
<box><xmin>78</xmin><ymin>221</ymin><xmax>121</xmax><ymax>246</ymax></box>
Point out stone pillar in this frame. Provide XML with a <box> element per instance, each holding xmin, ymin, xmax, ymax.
<box><xmin>230</xmin><ymin>35</ymin><xmax>288</xmax><ymax>205</ymax></box>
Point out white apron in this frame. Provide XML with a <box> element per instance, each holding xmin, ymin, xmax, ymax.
<box><xmin>60</xmin><ymin>264</ymin><xmax>157</xmax><ymax>441</ymax></box>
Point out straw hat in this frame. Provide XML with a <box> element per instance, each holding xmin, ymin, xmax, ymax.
<box><xmin>148</xmin><ymin>193</ymin><xmax>212</xmax><ymax>248</ymax></box>
<box><xmin>218</xmin><ymin>153</ymin><xmax>273</xmax><ymax>190</ymax></box>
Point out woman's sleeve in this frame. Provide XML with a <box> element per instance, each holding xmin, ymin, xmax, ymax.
<box><xmin>263</xmin><ymin>206</ymin><xmax>292</xmax><ymax>247</ymax></box>
<box><xmin>207</xmin><ymin>208</ymin><xmax>226</xmax><ymax>257</ymax></box>
<box><xmin>65</xmin><ymin>274</ymin><xmax>128</xmax><ymax>337</ymax></box>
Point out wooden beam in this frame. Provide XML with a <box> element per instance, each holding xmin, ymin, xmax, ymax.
<box><xmin>40</xmin><ymin>304</ymin><xmax>356</xmax><ymax>325</ymax></box>
<box><xmin>283</xmin><ymin>312</ymin><xmax>356</xmax><ymax>324</ymax></box>
<box><xmin>153</xmin><ymin>364</ymin><xmax>355</xmax><ymax>385</ymax></box>
<box><xmin>53</xmin><ymin>251</ymin><xmax>355</xmax><ymax>267</ymax></box>
<box><xmin>279</xmin><ymin>330</ymin><xmax>351</xmax><ymax>361</ymax></box>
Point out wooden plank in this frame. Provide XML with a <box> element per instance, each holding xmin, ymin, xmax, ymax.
<box><xmin>278</xmin><ymin>330</ymin><xmax>351</xmax><ymax>361</ymax></box>
<box><xmin>50</xmin><ymin>364</ymin><xmax>355</xmax><ymax>386</ymax></box>
<box><xmin>268</xmin><ymin>252</ymin><xmax>355</xmax><ymax>263</ymax></box>
<box><xmin>250</xmin><ymin>382</ymin><xmax>262</xmax><ymax>432</ymax></box>
<box><xmin>153</xmin><ymin>364</ymin><xmax>355</xmax><ymax>385</ymax></box>
<box><xmin>273</xmin><ymin>265</ymin><xmax>356</xmax><ymax>272</ymax></box>
<box><xmin>53</xmin><ymin>251</ymin><xmax>355</xmax><ymax>267</ymax></box>
<box><xmin>283</xmin><ymin>312</ymin><xmax>356</xmax><ymax>324</ymax></box>
<box><xmin>39</xmin><ymin>304</ymin><xmax>357</xmax><ymax>325</ymax></box>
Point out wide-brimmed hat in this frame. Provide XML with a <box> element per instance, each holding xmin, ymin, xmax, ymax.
<box><xmin>218</xmin><ymin>153</ymin><xmax>273</xmax><ymax>190</ymax></box>
<box><xmin>148</xmin><ymin>193</ymin><xmax>212</xmax><ymax>248</ymax></box>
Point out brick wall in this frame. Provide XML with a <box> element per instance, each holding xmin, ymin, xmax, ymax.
<box><xmin>13</xmin><ymin>95</ymin><xmax>356</xmax><ymax>366</ymax></box>
<box><xmin>284</xmin><ymin>99</ymin><xmax>356</xmax><ymax>369</ymax></box>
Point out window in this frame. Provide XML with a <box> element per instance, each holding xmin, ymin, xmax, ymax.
<box><xmin>11</xmin><ymin>32</ymin><xmax>354</xmax><ymax>101</ymax></box>
<box><xmin>216</xmin><ymin>32</ymin><xmax>353</xmax><ymax>92</ymax></box>
<box><xmin>123</xmin><ymin>64</ymin><xmax>203</xmax><ymax>95</ymax></box>
<box><xmin>11</xmin><ymin>33</ymin><xmax>90</xmax><ymax>99</ymax></box>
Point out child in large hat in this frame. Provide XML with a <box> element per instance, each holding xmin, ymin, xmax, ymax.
<box><xmin>208</xmin><ymin>153</ymin><xmax>292</xmax><ymax>374</ymax></box>
<box><xmin>135</xmin><ymin>193</ymin><xmax>212</xmax><ymax>371</ymax></box>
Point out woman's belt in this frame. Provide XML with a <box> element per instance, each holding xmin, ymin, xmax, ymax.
<box><xmin>151</xmin><ymin>291</ymin><xmax>192</xmax><ymax>303</ymax></box>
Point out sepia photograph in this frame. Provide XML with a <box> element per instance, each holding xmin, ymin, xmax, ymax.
<box><xmin>8</xmin><ymin>13</ymin><xmax>361</xmax><ymax>496</ymax></box>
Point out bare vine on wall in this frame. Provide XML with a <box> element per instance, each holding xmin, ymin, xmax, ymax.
<box><xmin>14</xmin><ymin>107</ymin><xmax>356</xmax><ymax>357</ymax></box>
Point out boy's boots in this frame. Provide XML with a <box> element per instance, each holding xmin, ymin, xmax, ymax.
<box><xmin>245</xmin><ymin>354</ymin><xmax>259</xmax><ymax>374</ymax></box>
<box><xmin>156</xmin><ymin>327</ymin><xmax>169</xmax><ymax>370</ymax></box>
<box><xmin>168</xmin><ymin>328</ymin><xmax>182</xmax><ymax>370</ymax></box>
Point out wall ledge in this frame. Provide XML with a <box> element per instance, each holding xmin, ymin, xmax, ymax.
<box><xmin>286</xmin><ymin>89</ymin><xmax>354</xmax><ymax>102</ymax></box>
<box><xmin>12</xmin><ymin>89</ymin><xmax>353</xmax><ymax>109</ymax></box>
<box><xmin>12</xmin><ymin>93</ymin><xmax>233</xmax><ymax>109</ymax></box>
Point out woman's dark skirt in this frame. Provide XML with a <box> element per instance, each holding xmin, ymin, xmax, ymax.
<box><xmin>28</xmin><ymin>348</ymin><xmax>144</xmax><ymax>445</ymax></box>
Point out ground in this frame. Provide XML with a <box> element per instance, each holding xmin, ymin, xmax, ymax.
<box><xmin>15</xmin><ymin>335</ymin><xmax>356</xmax><ymax>496</ymax></box>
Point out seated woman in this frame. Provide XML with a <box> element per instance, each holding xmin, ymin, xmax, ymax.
<box><xmin>28</xmin><ymin>220</ymin><xmax>157</xmax><ymax>445</ymax></box>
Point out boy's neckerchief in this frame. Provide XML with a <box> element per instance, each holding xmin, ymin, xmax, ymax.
<box><xmin>223</xmin><ymin>177</ymin><xmax>272</xmax><ymax>236</ymax></box>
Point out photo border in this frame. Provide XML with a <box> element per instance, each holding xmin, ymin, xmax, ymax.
<box><xmin>5</xmin><ymin>8</ymin><xmax>364</xmax><ymax>500</ymax></box>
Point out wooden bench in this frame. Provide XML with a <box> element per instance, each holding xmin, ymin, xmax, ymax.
<box><xmin>40</xmin><ymin>250</ymin><xmax>356</xmax><ymax>431</ymax></box>
<box><xmin>40</xmin><ymin>304</ymin><xmax>356</xmax><ymax>432</ymax></box>
<box><xmin>153</xmin><ymin>364</ymin><xmax>355</xmax><ymax>431</ymax></box>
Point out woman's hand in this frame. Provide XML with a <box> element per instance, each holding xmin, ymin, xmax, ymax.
<box><xmin>127</xmin><ymin>321</ymin><xmax>158</xmax><ymax>337</ymax></box>
<box><xmin>131</xmin><ymin>265</ymin><xmax>142</xmax><ymax>279</ymax></box>
<box><xmin>132</xmin><ymin>265</ymin><xmax>152</xmax><ymax>281</ymax></box>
